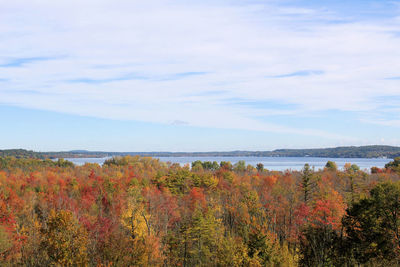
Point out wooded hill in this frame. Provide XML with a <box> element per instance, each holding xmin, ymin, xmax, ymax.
<box><xmin>1</xmin><ymin>145</ymin><xmax>400</xmax><ymax>159</ymax></box>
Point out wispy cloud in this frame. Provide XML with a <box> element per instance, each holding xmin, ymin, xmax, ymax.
<box><xmin>360</xmin><ymin>118</ymin><xmax>400</xmax><ymax>128</ymax></box>
<box><xmin>0</xmin><ymin>56</ymin><xmax>60</xmax><ymax>68</ymax></box>
<box><xmin>3</xmin><ymin>89</ymin><xmax>49</xmax><ymax>95</ymax></box>
<box><xmin>68</xmin><ymin>72</ymin><xmax>208</xmax><ymax>84</ymax></box>
<box><xmin>0</xmin><ymin>0</ymin><xmax>399</xmax><ymax>145</ymax></box>
<box><xmin>223</xmin><ymin>98</ymin><xmax>298</xmax><ymax>110</ymax></box>
<box><xmin>155</xmin><ymin>72</ymin><xmax>209</xmax><ymax>81</ymax></box>
<box><xmin>269</xmin><ymin>70</ymin><xmax>324</xmax><ymax>78</ymax></box>
<box><xmin>67</xmin><ymin>74</ymin><xmax>149</xmax><ymax>84</ymax></box>
<box><xmin>187</xmin><ymin>90</ymin><xmax>227</xmax><ymax>97</ymax></box>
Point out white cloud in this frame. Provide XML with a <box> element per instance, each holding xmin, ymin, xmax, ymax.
<box><xmin>0</xmin><ymin>0</ymin><xmax>400</xmax><ymax>143</ymax></box>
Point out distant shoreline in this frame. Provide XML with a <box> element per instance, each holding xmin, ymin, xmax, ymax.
<box><xmin>1</xmin><ymin>145</ymin><xmax>400</xmax><ymax>159</ymax></box>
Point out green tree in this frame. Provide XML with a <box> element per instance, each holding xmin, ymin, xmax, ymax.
<box><xmin>299</xmin><ymin>226</ymin><xmax>340</xmax><ymax>267</ymax></box>
<box><xmin>176</xmin><ymin>208</ymin><xmax>223</xmax><ymax>267</ymax></box>
<box><xmin>324</xmin><ymin>161</ymin><xmax>337</xmax><ymax>172</ymax></box>
<box><xmin>343</xmin><ymin>182</ymin><xmax>400</xmax><ymax>265</ymax></box>
<box><xmin>256</xmin><ymin>163</ymin><xmax>264</xmax><ymax>173</ymax></box>
<box><xmin>301</xmin><ymin>164</ymin><xmax>316</xmax><ymax>204</ymax></box>
<box><xmin>234</xmin><ymin>161</ymin><xmax>246</xmax><ymax>173</ymax></box>
<box><xmin>55</xmin><ymin>158</ymin><xmax>74</xmax><ymax>168</ymax></box>
<box><xmin>385</xmin><ymin>157</ymin><xmax>400</xmax><ymax>173</ymax></box>
<box><xmin>191</xmin><ymin>161</ymin><xmax>204</xmax><ymax>172</ymax></box>
<box><xmin>220</xmin><ymin>161</ymin><xmax>232</xmax><ymax>171</ymax></box>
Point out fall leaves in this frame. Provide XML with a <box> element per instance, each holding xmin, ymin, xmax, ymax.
<box><xmin>0</xmin><ymin>156</ymin><xmax>399</xmax><ymax>266</ymax></box>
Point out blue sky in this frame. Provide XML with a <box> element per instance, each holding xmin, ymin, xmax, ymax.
<box><xmin>0</xmin><ymin>0</ymin><xmax>400</xmax><ymax>151</ymax></box>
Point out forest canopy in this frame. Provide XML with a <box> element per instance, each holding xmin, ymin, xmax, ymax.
<box><xmin>0</xmin><ymin>156</ymin><xmax>399</xmax><ymax>266</ymax></box>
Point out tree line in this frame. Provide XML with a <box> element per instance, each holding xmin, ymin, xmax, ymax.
<box><xmin>2</xmin><ymin>145</ymin><xmax>400</xmax><ymax>160</ymax></box>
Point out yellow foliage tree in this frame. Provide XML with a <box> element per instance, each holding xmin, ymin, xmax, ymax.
<box><xmin>41</xmin><ymin>209</ymin><xmax>88</xmax><ymax>266</ymax></box>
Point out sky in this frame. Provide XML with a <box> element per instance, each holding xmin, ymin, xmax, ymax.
<box><xmin>0</xmin><ymin>0</ymin><xmax>400</xmax><ymax>152</ymax></box>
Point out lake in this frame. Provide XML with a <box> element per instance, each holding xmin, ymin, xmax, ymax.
<box><xmin>63</xmin><ymin>156</ymin><xmax>391</xmax><ymax>171</ymax></box>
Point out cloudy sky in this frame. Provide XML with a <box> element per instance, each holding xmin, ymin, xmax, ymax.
<box><xmin>1</xmin><ymin>0</ymin><xmax>400</xmax><ymax>151</ymax></box>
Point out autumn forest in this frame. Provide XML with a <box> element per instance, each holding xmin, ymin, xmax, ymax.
<box><xmin>0</xmin><ymin>156</ymin><xmax>400</xmax><ymax>266</ymax></box>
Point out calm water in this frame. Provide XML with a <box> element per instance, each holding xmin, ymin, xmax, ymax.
<box><xmin>64</xmin><ymin>156</ymin><xmax>391</xmax><ymax>171</ymax></box>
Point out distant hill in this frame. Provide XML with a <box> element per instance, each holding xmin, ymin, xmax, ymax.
<box><xmin>1</xmin><ymin>145</ymin><xmax>400</xmax><ymax>159</ymax></box>
<box><xmin>0</xmin><ymin>149</ymin><xmax>44</xmax><ymax>159</ymax></box>
<box><xmin>116</xmin><ymin>145</ymin><xmax>400</xmax><ymax>158</ymax></box>
<box><xmin>270</xmin><ymin>145</ymin><xmax>400</xmax><ymax>158</ymax></box>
